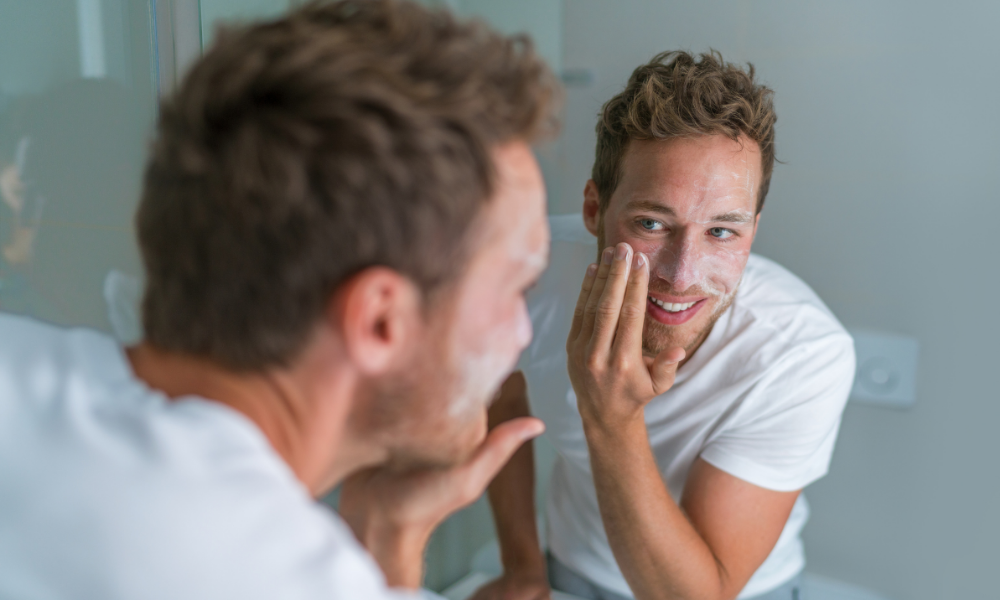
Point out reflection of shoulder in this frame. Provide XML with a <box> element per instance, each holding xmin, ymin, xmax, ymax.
<box><xmin>536</xmin><ymin>215</ymin><xmax>597</xmax><ymax>296</ymax></box>
<box><xmin>543</xmin><ymin>214</ymin><xmax>597</xmax><ymax>290</ymax></box>
<box><xmin>728</xmin><ymin>254</ymin><xmax>852</xmax><ymax>372</ymax></box>
<box><xmin>738</xmin><ymin>254</ymin><xmax>844</xmax><ymax>331</ymax></box>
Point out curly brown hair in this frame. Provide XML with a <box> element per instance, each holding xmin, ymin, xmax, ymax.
<box><xmin>592</xmin><ymin>50</ymin><xmax>776</xmax><ymax>213</ymax></box>
<box><xmin>137</xmin><ymin>0</ymin><xmax>560</xmax><ymax>370</ymax></box>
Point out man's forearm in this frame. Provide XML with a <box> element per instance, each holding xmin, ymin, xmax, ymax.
<box><xmin>487</xmin><ymin>439</ymin><xmax>544</xmax><ymax>573</ymax></box>
<box><xmin>486</xmin><ymin>372</ymin><xmax>545</xmax><ymax>575</ymax></box>
<box><xmin>583</xmin><ymin>417</ymin><xmax>728</xmax><ymax>600</ymax></box>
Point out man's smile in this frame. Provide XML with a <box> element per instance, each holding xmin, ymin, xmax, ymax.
<box><xmin>646</xmin><ymin>294</ymin><xmax>707</xmax><ymax>325</ymax></box>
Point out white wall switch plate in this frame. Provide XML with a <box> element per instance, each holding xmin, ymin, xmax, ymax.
<box><xmin>848</xmin><ymin>329</ymin><xmax>919</xmax><ymax>409</ymax></box>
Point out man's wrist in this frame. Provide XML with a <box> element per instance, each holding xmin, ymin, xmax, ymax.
<box><xmin>359</xmin><ymin>521</ymin><xmax>433</xmax><ymax>589</ymax></box>
<box><xmin>579</xmin><ymin>403</ymin><xmax>647</xmax><ymax>441</ymax></box>
<box><xmin>501</xmin><ymin>545</ymin><xmax>547</xmax><ymax>579</ymax></box>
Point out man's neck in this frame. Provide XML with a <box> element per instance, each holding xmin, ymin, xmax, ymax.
<box><xmin>125</xmin><ymin>342</ymin><xmax>375</xmax><ymax>496</ymax></box>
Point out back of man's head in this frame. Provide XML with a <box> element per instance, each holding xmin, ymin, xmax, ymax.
<box><xmin>592</xmin><ymin>50</ymin><xmax>776</xmax><ymax>214</ymax></box>
<box><xmin>137</xmin><ymin>0</ymin><xmax>559</xmax><ymax>371</ymax></box>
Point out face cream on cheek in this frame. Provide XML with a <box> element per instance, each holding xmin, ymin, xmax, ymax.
<box><xmin>448</xmin><ymin>344</ymin><xmax>518</xmax><ymax>418</ymax></box>
<box><xmin>444</xmin><ymin>307</ymin><xmax>524</xmax><ymax>419</ymax></box>
<box><xmin>700</xmin><ymin>249</ymin><xmax>751</xmax><ymax>316</ymax></box>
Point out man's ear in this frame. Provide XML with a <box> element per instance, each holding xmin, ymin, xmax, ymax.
<box><xmin>332</xmin><ymin>267</ymin><xmax>421</xmax><ymax>376</ymax></box>
<box><xmin>582</xmin><ymin>180</ymin><xmax>602</xmax><ymax>237</ymax></box>
<box><xmin>752</xmin><ymin>211</ymin><xmax>762</xmax><ymax>242</ymax></box>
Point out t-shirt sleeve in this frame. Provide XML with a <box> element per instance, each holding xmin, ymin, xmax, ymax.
<box><xmin>217</xmin><ymin>496</ymin><xmax>423</xmax><ymax>600</ymax></box>
<box><xmin>698</xmin><ymin>331</ymin><xmax>856</xmax><ymax>492</ymax></box>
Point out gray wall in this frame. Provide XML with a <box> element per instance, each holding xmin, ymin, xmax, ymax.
<box><xmin>554</xmin><ymin>2</ymin><xmax>1000</xmax><ymax>598</ymax></box>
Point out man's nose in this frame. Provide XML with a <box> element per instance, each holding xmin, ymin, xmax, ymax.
<box><xmin>653</xmin><ymin>230</ymin><xmax>699</xmax><ymax>292</ymax></box>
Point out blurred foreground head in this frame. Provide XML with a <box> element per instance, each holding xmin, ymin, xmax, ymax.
<box><xmin>137</xmin><ymin>0</ymin><xmax>559</xmax><ymax>469</ymax></box>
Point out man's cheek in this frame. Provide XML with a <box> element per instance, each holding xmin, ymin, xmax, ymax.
<box><xmin>713</xmin><ymin>267</ymin><xmax>742</xmax><ymax>293</ymax></box>
<box><xmin>627</xmin><ymin>238</ymin><xmax>662</xmax><ymax>257</ymax></box>
<box><xmin>707</xmin><ymin>249</ymin><xmax>749</xmax><ymax>290</ymax></box>
<box><xmin>491</xmin><ymin>314</ymin><xmax>530</xmax><ymax>378</ymax></box>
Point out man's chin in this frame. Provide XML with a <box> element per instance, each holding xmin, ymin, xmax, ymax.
<box><xmin>643</xmin><ymin>321</ymin><xmax>698</xmax><ymax>356</ymax></box>
<box><xmin>388</xmin><ymin>417</ymin><xmax>486</xmax><ymax>471</ymax></box>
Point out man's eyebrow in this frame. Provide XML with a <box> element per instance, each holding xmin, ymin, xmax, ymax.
<box><xmin>623</xmin><ymin>200</ymin><xmax>677</xmax><ymax>216</ymax></box>
<box><xmin>623</xmin><ymin>201</ymin><xmax>754</xmax><ymax>224</ymax></box>
<box><xmin>710</xmin><ymin>211</ymin><xmax>755</xmax><ymax>224</ymax></box>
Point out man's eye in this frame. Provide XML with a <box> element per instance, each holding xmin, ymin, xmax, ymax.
<box><xmin>709</xmin><ymin>227</ymin><xmax>734</xmax><ymax>239</ymax></box>
<box><xmin>639</xmin><ymin>218</ymin><xmax>663</xmax><ymax>231</ymax></box>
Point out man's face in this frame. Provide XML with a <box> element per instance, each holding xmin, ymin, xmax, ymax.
<box><xmin>387</xmin><ymin>142</ymin><xmax>549</xmax><ymax>467</ymax></box>
<box><xmin>589</xmin><ymin>135</ymin><xmax>761</xmax><ymax>358</ymax></box>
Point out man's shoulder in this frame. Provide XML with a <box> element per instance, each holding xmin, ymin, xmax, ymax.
<box><xmin>0</xmin><ymin>313</ymin><xmax>132</xmax><ymax>417</ymax></box>
<box><xmin>520</xmin><ymin>215</ymin><xmax>597</xmax><ymax>367</ymax></box>
<box><xmin>719</xmin><ymin>254</ymin><xmax>853</xmax><ymax>376</ymax></box>
<box><xmin>0</xmin><ymin>312</ymin><xmax>125</xmax><ymax>372</ymax></box>
<box><xmin>128</xmin><ymin>465</ymin><xmax>401</xmax><ymax>598</ymax></box>
<box><xmin>0</xmin><ymin>372</ymin><xmax>397</xmax><ymax>596</ymax></box>
<box><xmin>0</xmin><ymin>312</ymin><xmax>78</xmax><ymax>359</ymax></box>
<box><xmin>736</xmin><ymin>254</ymin><xmax>849</xmax><ymax>339</ymax></box>
<box><xmin>0</xmin><ymin>468</ymin><xmax>395</xmax><ymax>597</ymax></box>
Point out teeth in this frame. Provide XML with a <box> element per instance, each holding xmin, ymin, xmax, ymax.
<box><xmin>649</xmin><ymin>297</ymin><xmax>696</xmax><ymax>313</ymax></box>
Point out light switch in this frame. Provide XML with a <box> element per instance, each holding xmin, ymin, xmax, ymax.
<box><xmin>848</xmin><ymin>330</ymin><xmax>919</xmax><ymax>409</ymax></box>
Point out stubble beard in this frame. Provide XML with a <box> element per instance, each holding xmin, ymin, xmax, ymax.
<box><xmin>640</xmin><ymin>283</ymin><xmax>740</xmax><ymax>359</ymax></box>
<box><xmin>361</xmin><ymin>312</ymin><xmax>487</xmax><ymax>471</ymax></box>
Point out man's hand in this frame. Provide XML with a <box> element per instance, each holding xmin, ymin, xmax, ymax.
<box><xmin>468</xmin><ymin>571</ymin><xmax>551</xmax><ymax>600</ymax></box>
<box><xmin>338</xmin><ymin>417</ymin><xmax>544</xmax><ymax>589</ymax></box>
<box><xmin>566</xmin><ymin>243</ymin><xmax>685</xmax><ymax>428</ymax></box>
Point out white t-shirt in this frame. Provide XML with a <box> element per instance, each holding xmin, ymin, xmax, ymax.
<box><xmin>521</xmin><ymin>215</ymin><xmax>855</xmax><ymax>599</ymax></box>
<box><xmin>0</xmin><ymin>313</ymin><xmax>414</xmax><ymax>600</ymax></box>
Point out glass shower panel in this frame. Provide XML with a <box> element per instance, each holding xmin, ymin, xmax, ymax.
<box><xmin>0</xmin><ymin>0</ymin><xmax>157</xmax><ymax>340</ymax></box>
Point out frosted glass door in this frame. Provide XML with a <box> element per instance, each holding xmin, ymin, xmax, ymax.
<box><xmin>0</xmin><ymin>0</ymin><xmax>157</xmax><ymax>339</ymax></box>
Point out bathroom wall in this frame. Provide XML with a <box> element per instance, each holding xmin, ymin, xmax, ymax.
<box><xmin>551</xmin><ymin>1</ymin><xmax>1000</xmax><ymax>598</ymax></box>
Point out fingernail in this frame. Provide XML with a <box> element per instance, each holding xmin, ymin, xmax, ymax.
<box><xmin>524</xmin><ymin>421</ymin><xmax>545</xmax><ymax>439</ymax></box>
<box><xmin>586</xmin><ymin>263</ymin><xmax>598</xmax><ymax>277</ymax></box>
<box><xmin>602</xmin><ymin>247</ymin><xmax>614</xmax><ymax>265</ymax></box>
<box><xmin>614</xmin><ymin>244</ymin><xmax>629</xmax><ymax>261</ymax></box>
<box><xmin>633</xmin><ymin>252</ymin><xmax>646</xmax><ymax>268</ymax></box>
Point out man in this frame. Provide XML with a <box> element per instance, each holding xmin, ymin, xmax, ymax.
<box><xmin>0</xmin><ymin>1</ymin><xmax>560</xmax><ymax>597</ymax></box>
<box><xmin>476</xmin><ymin>52</ymin><xmax>855</xmax><ymax>600</ymax></box>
